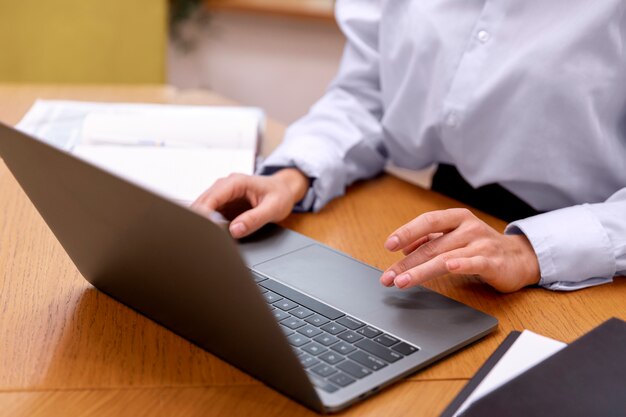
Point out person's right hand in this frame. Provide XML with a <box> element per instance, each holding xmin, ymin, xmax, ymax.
<box><xmin>191</xmin><ymin>168</ymin><xmax>309</xmax><ymax>239</ymax></box>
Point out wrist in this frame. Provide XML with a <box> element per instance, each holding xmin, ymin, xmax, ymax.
<box><xmin>511</xmin><ymin>234</ymin><xmax>541</xmax><ymax>287</ymax></box>
<box><xmin>273</xmin><ymin>168</ymin><xmax>309</xmax><ymax>205</ymax></box>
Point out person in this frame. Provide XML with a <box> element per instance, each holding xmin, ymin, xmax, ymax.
<box><xmin>192</xmin><ymin>0</ymin><xmax>626</xmax><ymax>293</ymax></box>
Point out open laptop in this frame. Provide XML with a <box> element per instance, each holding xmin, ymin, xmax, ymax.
<box><xmin>0</xmin><ymin>121</ymin><xmax>497</xmax><ymax>413</ymax></box>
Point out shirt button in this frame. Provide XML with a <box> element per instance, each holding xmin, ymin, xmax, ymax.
<box><xmin>445</xmin><ymin>112</ymin><xmax>458</xmax><ymax>127</ymax></box>
<box><xmin>477</xmin><ymin>30</ymin><xmax>490</xmax><ymax>43</ymax></box>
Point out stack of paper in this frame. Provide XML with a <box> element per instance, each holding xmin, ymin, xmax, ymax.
<box><xmin>16</xmin><ymin>100</ymin><xmax>264</xmax><ymax>205</ymax></box>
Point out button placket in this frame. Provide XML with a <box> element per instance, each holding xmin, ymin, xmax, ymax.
<box><xmin>440</xmin><ymin>0</ymin><xmax>504</xmax><ymax>134</ymax></box>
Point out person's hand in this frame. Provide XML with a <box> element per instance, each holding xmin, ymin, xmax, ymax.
<box><xmin>379</xmin><ymin>208</ymin><xmax>540</xmax><ymax>292</ymax></box>
<box><xmin>191</xmin><ymin>168</ymin><xmax>309</xmax><ymax>239</ymax></box>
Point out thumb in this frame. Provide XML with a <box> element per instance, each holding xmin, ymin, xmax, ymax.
<box><xmin>228</xmin><ymin>198</ymin><xmax>283</xmax><ymax>238</ymax></box>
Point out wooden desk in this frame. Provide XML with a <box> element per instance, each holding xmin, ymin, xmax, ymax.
<box><xmin>0</xmin><ymin>85</ymin><xmax>624</xmax><ymax>416</ymax></box>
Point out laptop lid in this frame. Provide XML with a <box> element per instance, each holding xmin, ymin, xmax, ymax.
<box><xmin>0</xmin><ymin>122</ymin><xmax>324</xmax><ymax>412</ymax></box>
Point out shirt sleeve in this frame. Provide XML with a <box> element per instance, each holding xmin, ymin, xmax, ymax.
<box><xmin>257</xmin><ymin>0</ymin><xmax>387</xmax><ymax>212</ymax></box>
<box><xmin>505</xmin><ymin>188</ymin><xmax>626</xmax><ymax>291</ymax></box>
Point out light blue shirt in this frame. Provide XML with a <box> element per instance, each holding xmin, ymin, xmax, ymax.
<box><xmin>260</xmin><ymin>0</ymin><xmax>626</xmax><ymax>290</ymax></box>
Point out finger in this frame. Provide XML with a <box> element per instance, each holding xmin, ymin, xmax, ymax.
<box><xmin>380</xmin><ymin>231</ymin><xmax>470</xmax><ymax>286</ymax></box>
<box><xmin>401</xmin><ymin>232</ymin><xmax>444</xmax><ymax>255</ymax></box>
<box><xmin>445</xmin><ymin>256</ymin><xmax>492</xmax><ymax>276</ymax></box>
<box><xmin>392</xmin><ymin>248</ymin><xmax>471</xmax><ymax>289</ymax></box>
<box><xmin>400</xmin><ymin>235</ymin><xmax>430</xmax><ymax>256</ymax></box>
<box><xmin>228</xmin><ymin>196</ymin><xmax>284</xmax><ymax>238</ymax></box>
<box><xmin>191</xmin><ymin>175</ymin><xmax>249</xmax><ymax>213</ymax></box>
<box><xmin>384</xmin><ymin>208</ymin><xmax>474</xmax><ymax>252</ymax></box>
<box><xmin>191</xmin><ymin>182</ymin><xmax>223</xmax><ymax>211</ymax></box>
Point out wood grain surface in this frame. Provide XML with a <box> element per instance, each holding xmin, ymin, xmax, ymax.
<box><xmin>0</xmin><ymin>85</ymin><xmax>624</xmax><ymax>416</ymax></box>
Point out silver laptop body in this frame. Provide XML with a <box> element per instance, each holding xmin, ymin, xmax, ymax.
<box><xmin>0</xmin><ymin>122</ymin><xmax>497</xmax><ymax>413</ymax></box>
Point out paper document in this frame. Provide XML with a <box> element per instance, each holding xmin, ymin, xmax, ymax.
<box><xmin>16</xmin><ymin>100</ymin><xmax>264</xmax><ymax>205</ymax></box>
<box><xmin>73</xmin><ymin>146</ymin><xmax>255</xmax><ymax>205</ymax></box>
<box><xmin>81</xmin><ymin>110</ymin><xmax>259</xmax><ymax>149</ymax></box>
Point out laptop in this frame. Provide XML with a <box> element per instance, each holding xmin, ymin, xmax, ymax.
<box><xmin>0</xmin><ymin>121</ymin><xmax>497</xmax><ymax>413</ymax></box>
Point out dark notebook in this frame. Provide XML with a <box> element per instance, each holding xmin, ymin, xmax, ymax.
<box><xmin>460</xmin><ymin>318</ymin><xmax>626</xmax><ymax>417</ymax></box>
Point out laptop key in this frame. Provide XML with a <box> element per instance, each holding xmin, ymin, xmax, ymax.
<box><xmin>336</xmin><ymin>316</ymin><xmax>365</xmax><ymax>330</ymax></box>
<box><xmin>330</xmin><ymin>341</ymin><xmax>356</xmax><ymax>355</ymax></box>
<box><xmin>291</xmin><ymin>306</ymin><xmax>314</xmax><ymax>319</ymax></box>
<box><xmin>272</xmin><ymin>309</ymin><xmax>291</xmax><ymax>321</ymax></box>
<box><xmin>273</xmin><ymin>299</ymin><xmax>298</xmax><ymax>311</ymax></box>
<box><xmin>392</xmin><ymin>342</ymin><xmax>419</xmax><ymax>356</ymax></box>
<box><xmin>374</xmin><ymin>334</ymin><xmax>399</xmax><ymax>347</ymax></box>
<box><xmin>305</xmin><ymin>314</ymin><xmax>330</xmax><ymax>327</ymax></box>
<box><xmin>318</xmin><ymin>351</ymin><xmax>345</xmax><ymax>365</ymax></box>
<box><xmin>348</xmin><ymin>350</ymin><xmax>387</xmax><ymax>371</ymax></box>
<box><xmin>357</xmin><ymin>326</ymin><xmax>382</xmax><ymax>339</ymax></box>
<box><xmin>281</xmin><ymin>317</ymin><xmax>306</xmax><ymax>330</ymax></box>
<box><xmin>287</xmin><ymin>333</ymin><xmax>310</xmax><ymax>347</ymax></box>
<box><xmin>328</xmin><ymin>372</ymin><xmax>356</xmax><ymax>388</ymax></box>
<box><xmin>299</xmin><ymin>353</ymin><xmax>320</xmax><ymax>368</ymax></box>
<box><xmin>311</xmin><ymin>363</ymin><xmax>337</xmax><ymax>378</ymax></box>
<box><xmin>262</xmin><ymin>291</ymin><xmax>282</xmax><ymax>303</ymax></box>
<box><xmin>298</xmin><ymin>325</ymin><xmax>323</xmax><ymax>338</ymax></box>
<box><xmin>259</xmin><ymin>279</ymin><xmax>345</xmax><ymax>320</ymax></box>
<box><xmin>307</xmin><ymin>372</ymin><xmax>339</xmax><ymax>393</ymax></box>
<box><xmin>337</xmin><ymin>360</ymin><xmax>372</xmax><ymax>379</ymax></box>
<box><xmin>337</xmin><ymin>330</ymin><xmax>364</xmax><ymax>343</ymax></box>
<box><xmin>313</xmin><ymin>334</ymin><xmax>339</xmax><ymax>346</ymax></box>
<box><xmin>355</xmin><ymin>339</ymin><xmax>403</xmax><ymax>363</ymax></box>
<box><xmin>302</xmin><ymin>341</ymin><xmax>328</xmax><ymax>356</ymax></box>
<box><xmin>321</xmin><ymin>322</ymin><xmax>347</xmax><ymax>335</ymax></box>
<box><xmin>280</xmin><ymin>325</ymin><xmax>294</xmax><ymax>337</ymax></box>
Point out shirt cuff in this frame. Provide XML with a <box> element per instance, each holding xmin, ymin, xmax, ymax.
<box><xmin>255</xmin><ymin>163</ymin><xmax>316</xmax><ymax>212</ymax></box>
<box><xmin>257</xmin><ymin>135</ymin><xmax>348</xmax><ymax>212</ymax></box>
<box><xmin>505</xmin><ymin>205</ymin><xmax>615</xmax><ymax>291</ymax></box>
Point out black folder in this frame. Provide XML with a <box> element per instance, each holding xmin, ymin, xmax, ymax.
<box><xmin>459</xmin><ymin>318</ymin><xmax>626</xmax><ymax>417</ymax></box>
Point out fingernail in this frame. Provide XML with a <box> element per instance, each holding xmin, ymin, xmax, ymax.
<box><xmin>230</xmin><ymin>222</ymin><xmax>246</xmax><ymax>237</ymax></box>
<box><xmin>394</xmin><ymin>274</ymin><xmax>410</xmax><ymax>289</ymax></box>
<box><xmin>384</xmin><ymin>236</ymin><xmax>400</xmax><ymax>251</ymax></box>
<box><xmin>447</xmin><ymin>260</ymin><xmax>460</xmax><ymax>271</ymax></box>
<box><xmin>380</xmin><ymin>270</ymin><xmax>396</xmax><ymax>286</ymax></box>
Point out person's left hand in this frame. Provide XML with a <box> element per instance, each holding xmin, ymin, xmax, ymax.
<box><xmin>379</xmin><ymin>208</ymin><xmax>541</xmax><ymax>293</ymax></box>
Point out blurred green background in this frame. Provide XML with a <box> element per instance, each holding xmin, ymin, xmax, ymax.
<box><xmin>0</xmin><ymin>0</ymin><xmax>169</xmax><ymax>83</ymax></box>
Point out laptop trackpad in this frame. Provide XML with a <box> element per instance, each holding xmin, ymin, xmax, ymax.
<box><xmin>254</xmin><ymin>244</ymin><xmax>386</xmax><ymax>314</ymax></box>
<box><xmin>257</xmin><ymin>244</ymin><xmax>450</xmax><ymax>319</ymax></box>
<box><xmin>254</xmin><ymin>244</ymin><xmax>493</xmax><ymax>349</ymax></box>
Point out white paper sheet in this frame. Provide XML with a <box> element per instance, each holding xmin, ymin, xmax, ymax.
<box><xmin>81</xmin><ymin>109</ymin><xmax>259</xmax><ymax>149</ymax></box>
<box><xmin>16</xmin><ymin>100</ymin><xmax>263</xmax><ymax>205</ymax></box>
<box><xmin>17</xmin><ymin>100</ymin><xmax>263</xmax><ymax>151</ymax></box>
<box><xmin>73</xmin><ymin>145</ymin><xmax>255</xmax><ymax>206</ymax></box>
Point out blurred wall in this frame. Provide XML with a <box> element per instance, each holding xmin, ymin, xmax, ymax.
<box><xmin>168</xmin><ymin>11</ymin><xmax>345</xmax><ymax>124</ymax></box>
<box><xmin>0</xmin><ymin>0</ymin><xmax>167</xmax><ymax>83</ymax></box>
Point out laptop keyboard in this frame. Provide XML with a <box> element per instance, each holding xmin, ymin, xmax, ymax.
<box><xmin>252</xmin><ymin>271</ymin><xmax>419</xmax><ymax>394</ymax></box>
